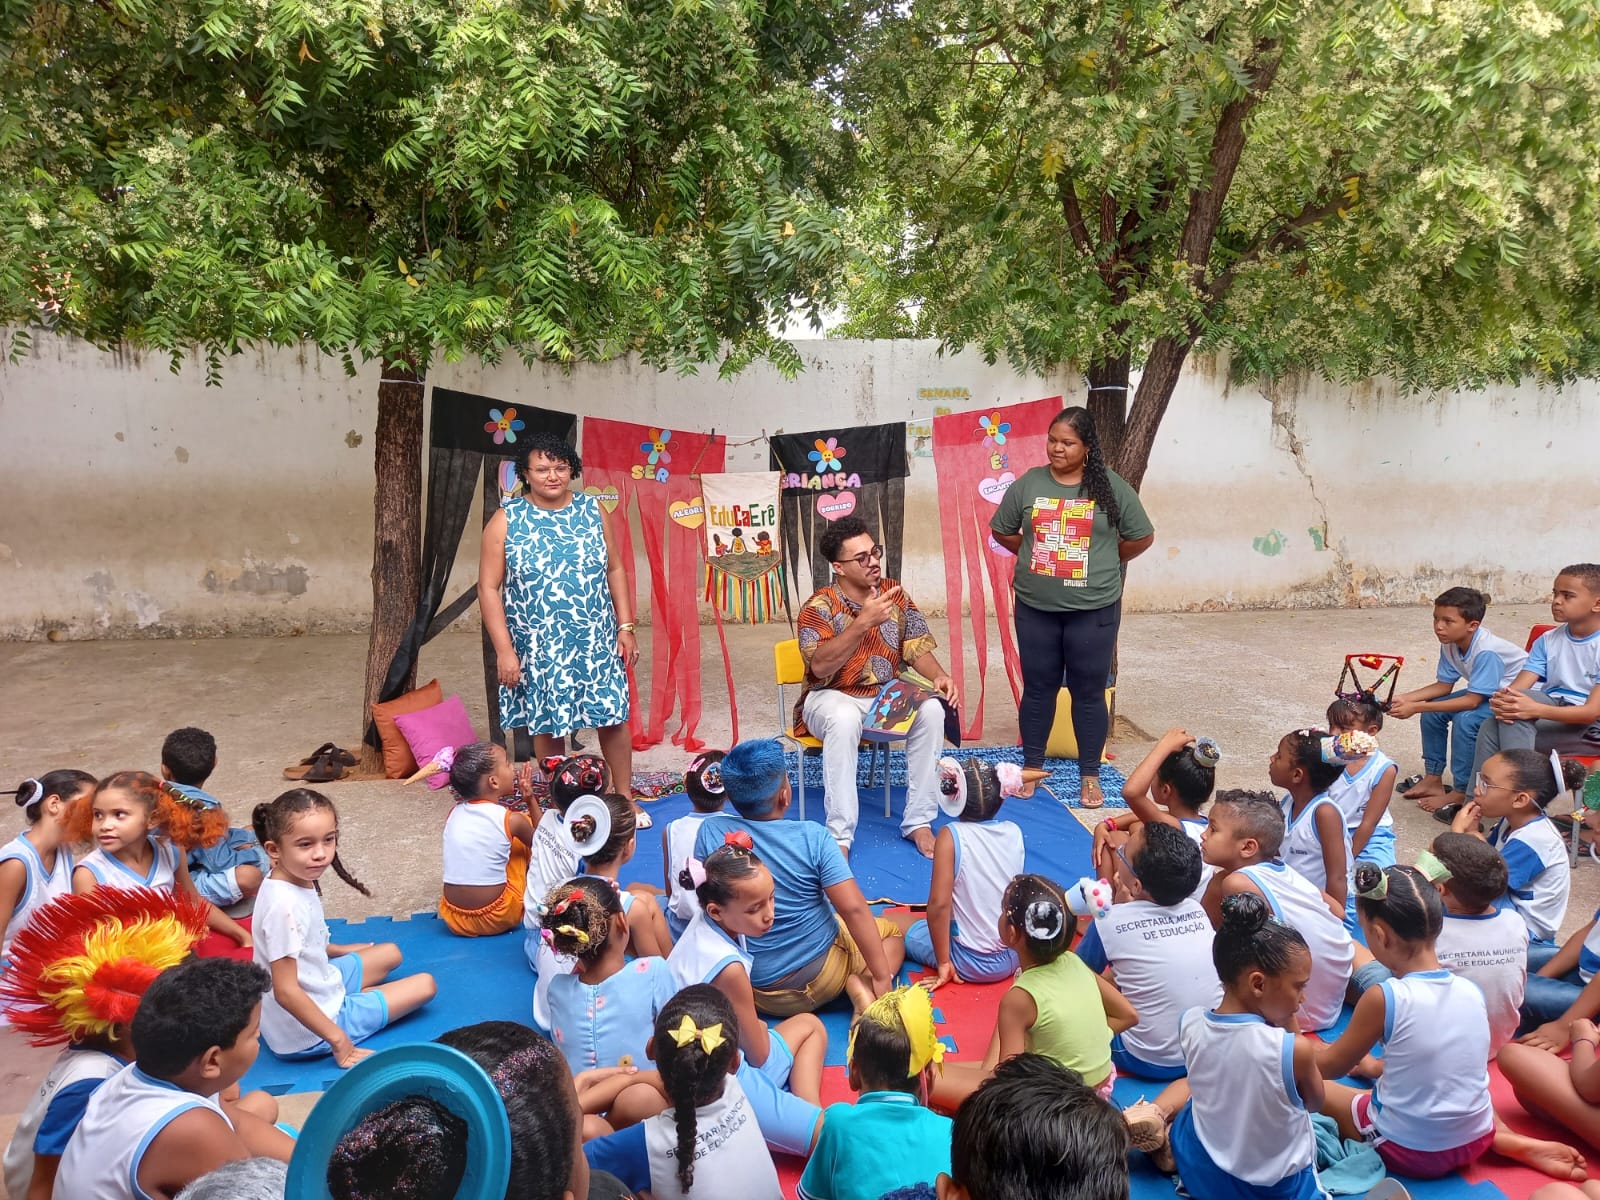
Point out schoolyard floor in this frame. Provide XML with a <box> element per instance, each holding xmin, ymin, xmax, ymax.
<box><xmin>3</xmin><ymin>601</ymin><xmax>1590</xmax><ymax>1157</ymax></box>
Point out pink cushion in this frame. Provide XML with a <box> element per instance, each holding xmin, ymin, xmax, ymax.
<box><xmin>392</xmin><ymin>695</ymin><xmax>478</xmax><ymax>789</ymax></box>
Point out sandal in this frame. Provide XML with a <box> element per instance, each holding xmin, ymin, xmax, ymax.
<box><xmin>633</xmin><ymin>806</ymin><xmax>653</xmax><ymax>830</ymax></box>
<box><xmin>282</xmin><ymin>748</ymin><xmax>347</xmax><ymax>783</ymax></box>
<box><xmin>1080</xmin><ymin>778</ymin><xmax>1105</xmax><ymax>809</ymax></box>
<box><xmin>299</xmin><ymin>742</ymin><xmax>358</xmax><ymax>768</ymax></box>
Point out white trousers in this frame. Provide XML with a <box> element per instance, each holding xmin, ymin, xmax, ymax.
<box><xmin>800</xmin><ymin>689</ymin><xmax>943</xmax><ymax>847</ymax></box>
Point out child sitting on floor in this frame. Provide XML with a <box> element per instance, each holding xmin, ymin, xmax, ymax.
<box><xmin>588</xmin><ymin>986</ymin><xmax>786</xmax><ymax>1200</ymax></box>
<box><xmin>1</xmin><ymin>770</ymin><xmax>93</xmax><ymax>967</ymax></box>
<box><xmin>1320</xmin><ymin>863</ymin><xmax>1585</xmax><ymax>1182</ymax></box>
<box><xmin>1450</xmin><ymin>748</ymin><xmax>1578</xmax><ymax>947</ymax></box>
<box><xmin>1389</xmin><ymin>586</ymin><xmax>1527</xmax><ymax>812</ymax></box>
<box><xmin>931</xmin><ymin>874</ymin><xmax>1135</xmax><ymax>1110</ymax></box>
<box><xmin>540</xmin><ymin>876</ymin><xmax>676</xmax><ymax>1130</ymax></box>
<box><xmin>1270</xmin><ymin>728</ymin><xmax>1351</xmax><ymax>909</ymax></box>
<box><xmin>662</xmin><ymin>751</ymin><xmax>726</xmax><ymax>941</ymax></box>
<box><xmin>1202</xmin><ymin>790</ymin><xmax>1355</xmax><ymax>1032</ymax></box>
<box><xmin>525</xmin><ymin>753</ymin><xmax>609</xmax><ymax>1027</ymax></box>
<box><xmin>161</xmin><ymin>727</ymin><xmax>270</xmax><ymax>909</ymax></box>
<box><xmin>56</xmin><ymin>958</ymin><xmax>289</xmax><ymax>1197</ymax></box>
<box><xmin>1078</xmin><ymin>822</ymin><xmax>1221</xmax><ymax>1080</ymax></box>
<box><xmin>0</xmin><ymin>888</ymin><xmax>267</xmax><ymax>1200</ymax></box>
<box><xmin>693</xmin><ymin>739</ymin><xmax>902</xmax><ymax>1016</ymax></box>
<box><xmin>1325</xmin><ymin>698</ymin><xmax>1399</xmax><ymax>872</ymax></box>
<box><xmin>583</xmin><ymin>794</ymin><xmax>673</xmax><ymax>958</ymax></box>
<box><xmin>69</xmin><ymin>771</ymin><xmax>252</xmax><ymax>949</ymax></box>
<box><xmin>936</xmin><ymin>1053</ymin><xmax>1131</xmax><ymax>1200</ymax></box>
<box><xmin>1096</xmin><ymin>728</ymin><xmax>1218</xmax><ymax>901</ymax></box>
<box><xmin>252</xmin><ymin>789</ymin><xmax>435</xmax><ymax>1065</ymax></box>
<box><xmin>437</xmin><ymin>742</ymin><xmax>536</xmax><ymax>936</ymax></box>
<box><xmin>668</xmin><ymin>839</ymin><xmax>826</xmax><ymax>1102</ymax></box>
<box><xmin>1430</xmin><ymin>831</ymin><xmax>1528</xmax><ymax>1056</ymax></box>
<box><xmin>1500</xmin><ymin>1016</ymin><xmax>1600</xmax><ymax>1161</ymax></box>
<box><xmin>901</xmin><ymin>757</ymin><xmax>1025</xmax><ymax>986</ymax></box>
<box><xmin>1127</xmin><ymin>892</ymin><xmax>1325</xmax><ymax>1197</ymax></box>
<box><xmin>798</xmin><ymin>985</ymin><xmax>952</xmax><ymax>1200</ymax></box>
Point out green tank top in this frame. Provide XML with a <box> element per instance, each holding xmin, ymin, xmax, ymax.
<box><xmin>1014</xmin><ymin>952</ymin><xmax>1114</xmax><ymax>1086</ymax></box>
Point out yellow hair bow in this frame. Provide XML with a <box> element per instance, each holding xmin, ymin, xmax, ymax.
<box><xmin>669</xmin><ymin>1014</ymin><xmax>725</xmax><ymax>1055</ymax></box>
<box><xmin>848</xmin><ymin>984</ymin><xmax>945</xmax><ymax>1078</ymax></box>
<box><xmin>555</xmin><ymin>924</ymin><xmax>590</xmax><ymax>947</ymax></box>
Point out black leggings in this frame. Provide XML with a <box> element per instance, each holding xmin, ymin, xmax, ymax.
<box><xmin>1015</xmin><ymin>598</ymin><xmax>1121</xmax><ymax>771</ymax></box>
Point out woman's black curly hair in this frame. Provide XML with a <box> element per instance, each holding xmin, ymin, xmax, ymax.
<box><xmin>513</xmin><ymin>432</ymin><xmax>581</xmax><ymax>482</ymax></box>
<box><xmin>1050</xmin><ymin>407</ymin><xmax>1121</xmax><ymax>527</ymax></box>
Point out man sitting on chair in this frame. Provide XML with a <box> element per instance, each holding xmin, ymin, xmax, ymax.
<box><xmin>793</xmin><ymin>515</ymin><xmax>957</xmax><ymax>858</ymax></box>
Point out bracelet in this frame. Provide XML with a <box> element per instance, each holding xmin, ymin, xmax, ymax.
<box><xmin>1104</xmin><ymin>817</ymin><xmax>1119</xmax><ymax>833</ymax></box>
<box><xmin>619</xmin><ymin>622</ymin><xmax>636</xmax><ymax>632</ymax></box>
<box><xmin>1576</xmin><ymin>1038</ymin><xmax>1598</xmax><ymax>1051</ymax></box>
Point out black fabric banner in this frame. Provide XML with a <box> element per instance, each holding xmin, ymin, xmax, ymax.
<box><xmin>368</xmin><ymin>389</ymin><xmax>576</xmax><ymax>751</ymax></box>
<box><xmin>769</xmin><ymin>423</ymin><xmax>909</xmax><ymax>599</ymax></box>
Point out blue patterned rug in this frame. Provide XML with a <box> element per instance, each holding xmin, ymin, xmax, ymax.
<box><xmin>786</xmin><ymin>742</ymin><xmax>1128</xmax><ymax>808</ymax></box>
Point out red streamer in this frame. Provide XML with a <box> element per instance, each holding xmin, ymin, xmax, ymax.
<box><xmin>580</xmin><ymin>419</ymin><xmax>726</xmax><ymax>751</ymax></box>
<box><xmin>931</xmin><ymin>397</ymin><xmax>1063</xmax><ymax>740</ymax></box>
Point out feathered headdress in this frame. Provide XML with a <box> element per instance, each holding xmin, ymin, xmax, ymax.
<box><xmin>0</xmin><ymin>889</ymin><xmax>209</xmax><ymax>1046</ymax></box>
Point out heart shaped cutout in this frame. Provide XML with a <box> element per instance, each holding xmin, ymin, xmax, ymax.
<box><xmin>977</xmin><ymin>472</ymin><xmax>1015</xmax><ymax>504</ymax></box>
<box><xmin>816</xmin><ymin>491</ymin><xmax>857</xmax><ymax>521</ymax></box>
<box><xmin>669</xmin><ymin>497</ymin><xmax>706</xmax><ymax>528</ymax></box>
<box><xmin>584</xmin><ymin>485</ymin><xmax>620</xmax><ymax>513</ymax></box>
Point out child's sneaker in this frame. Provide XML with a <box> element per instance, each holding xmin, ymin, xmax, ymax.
<box><xmin>1122</xmin><ymin>1100</ymin><xmax>1174</xmax><ymax>1173</ymax></box>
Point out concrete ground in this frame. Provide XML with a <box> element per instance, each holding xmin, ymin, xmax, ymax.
<box><xmin>1</xmin><ymin>601</ymin><xmax>1586</xmax><ymax>1136</ymax></box>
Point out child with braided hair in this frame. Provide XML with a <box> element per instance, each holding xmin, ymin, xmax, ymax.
<box><xmin>798</xmin><ymin>985</ymin><xmax>952</xmax><ymax>1200</ymax></box>
<box><xmin>1270</xmin><ymin>729</ymin><xmax>1352</xmax><ymax>909</ymax></box>
<box><xmin>435</xmin><ymin>742</ymin><xmax>536</xmax><ymax>937</ymax></box>
<box><xmin>524</xmin><ymin>753</ymin><xmax>610</xmax><ymax>1025</ymax></box>
<box><xmin>0</xmin><ymin>889</ymin><xmax>285</xmax><ymax>1200</ymax></box>
<box><xmin>0</xmin><ymin>769</ymin><xmax>93</xmax><ymax>968</ymax></box>
<box><xmin>251</xmin><ymin>789</ymin><xmax>436</xmax><ymax>1064</ymax></box>
<box><xmin>597</xmin><ymin>985</ymin><xmax>783</xmax><ymax>1200</ymax></box>
<box><xmin>1096</xmin><ymin>729</ymin><xmax>1218</xmax><ymax>903</ymax></box>
<box><xmin>931</xmin><ymin>874</ymin><xmax>1136</xmax><ymax>1111</ymax></box>
<box><xmin>68</xmin><ymin>770</ymin><xmax>252</xmax><ymax>949</ymax></box>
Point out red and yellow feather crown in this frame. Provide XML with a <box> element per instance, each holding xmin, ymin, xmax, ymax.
<box><xmin>0</xmin><ymin>888</ymin><xmax>209</xmax><ymax>1046</ymax></box>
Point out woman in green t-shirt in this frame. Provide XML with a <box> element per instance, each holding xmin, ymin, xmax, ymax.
<box><xmin>989</xmin><ymin>407</ymin><xmax>1155</xmax><ymax>807</ymax></box>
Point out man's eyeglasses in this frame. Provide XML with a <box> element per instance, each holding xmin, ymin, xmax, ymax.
<box><xmin>835</xmin><ymin>545</ymin><xmax>885</xmax><ymax>568</ymax></box>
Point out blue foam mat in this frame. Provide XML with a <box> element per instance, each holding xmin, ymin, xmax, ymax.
<box><xmin>788</xmin><ymin>744</ymin><xmax>1128</xmax><ymax>808</ymax></box>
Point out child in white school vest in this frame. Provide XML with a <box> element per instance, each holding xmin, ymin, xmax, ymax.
<box><xmin>0</xmin><ymin>771</ymin><xmax>92</xmax><ymax>969</ymax></box>
<box><xmin>662</xmin><ymin>751</ymin><xmax>727</xmax><ymax>941</ymax></box>
<box><xmin>1270</xmin><ymin>729</ymin><xmax>1352</xmax><ymax>910</ymax></box>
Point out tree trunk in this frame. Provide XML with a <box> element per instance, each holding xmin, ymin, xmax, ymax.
<box><xmin>359</xmin><ymin>356</ymin><xmax>425</xmax><ymax>769</ymax></box>
<box><xmin>1115</xmin><ymin>334</ymin><xmax>1194</xmax><ymax>489</ymax></box>
<box><xmin>1084</xmin><ymin>346</ymin><xmax>1131</xmax><ymax>467</ymax></box>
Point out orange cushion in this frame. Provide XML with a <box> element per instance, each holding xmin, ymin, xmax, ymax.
<box><xmin>370</xmin><ymin>678</ymin><xmax>443</xmax><ymax>778</ymax></box>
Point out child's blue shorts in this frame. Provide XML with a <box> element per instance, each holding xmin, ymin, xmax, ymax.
<box><xmin>754</xmin><ymin>1026</ymin><xmax>794</xmax><ymax>1090</ymax></box>
<box><xmin>903</xmin><ymin>919</ymin><xmax>1018</xmax><ymax>983</ymax></box>
<box><xmin>736</xmin><ymin>1058</ymin><xmax>822</xmax><ymax>1157</ymax></box>
<box><xmin>279</xmin><ymin>954</ymin><xmax>389</xmax><ymax>1059</ymax></box>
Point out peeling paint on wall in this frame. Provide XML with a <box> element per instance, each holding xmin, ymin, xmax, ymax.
<box><xmin>201</xmin><ymin>559</ymin><xmax>310</xmax><ymax>597</ymax></box>
<box><xmin>1252</xmin><ymin>530</ymin><xmax>1288</xmax><ymax>556</ymax></box>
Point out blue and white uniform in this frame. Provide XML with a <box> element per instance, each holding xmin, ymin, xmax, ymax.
<box><xmin>54</xmin><ymin>1063</ymin><xmax>234</xmax><ymax>1200</ymax></box>
<box><xmin>1238</xmin><ymin>862</ymin><xmax>1355</xmax><ymax>1032</ymax></box>
<box><xmin>75</xmin><ymin>838</ymin><xmax>181</xmax><ymax>896</ymax></box>
<box><xmin>1526</xmin><ymin>624</ymin><xmax>1600</xmax><ymax>706</ymax></box>
<box><xmin>904</xmin><ymin>819</ymin><xmax>1023</xmax><ymax>983</ymax></box>
<box><xmin>1179</xmin><ymin>817</ymin><xmax>1216</xmax><ymax>901</ymax></box>
<box><xmin>1279</xmin><ymin>793</ymin><xmax>1350</xmax><ymax>898</ymax></box>
<box><xmin>1328</xmin><ymin>751</ymin><xmax>1398</xmax><ymax>867</ymax></box>
<box><xmin>663</xmin><ymin>812</ymin><xmax>712</xmax><ymax>940</ymax></box>
<box><xmin>1436</xmin><ymin>908</ymin><xmax>1528</xmax><ymax>1056</ymax></box>
<box><xmin>668</xmin><ymin>912</ymin><xmax>795</xmax><ymax>1090</ymax></box>
<box><xmin>1076</xmin><ymin>897</ymin><xmax>1220</xmax><ymax>1078</ymax></box>
<box><xmin>1439</xmin><ymin>628</ymin><xmax>1528</xmax><ymax>695</ymax></box>
<box><xmin>1169</xmin><ymin>1008</ymin><xmax>1326</xmax><ymax>1200</ymax></box>
<box><xmin>1487</xmin><ymin>816</ymin><xmax>1570</xmax><ymax>943</ymax></box>
<box><xmin>2</xmin><ymin>1047</ymin><xmax>121</xmax><ymax>1200</ymax></box>
<box><xmin>0</xmin><ymin>833</ymin><xmax>73</xmax><ymax>964</ymax></box>
<box><xmin>1369</xmin><ymin>970</ymin><xmax>1494</xmax><ymax>1152</ymax></box>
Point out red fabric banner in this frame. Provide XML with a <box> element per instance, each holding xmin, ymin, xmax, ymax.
<box><xmin>580</xmin><ymin>419</ymin><xmax>726</xmax><ymax>752</ymax></box>
<box><xmin>931</xmin><ymin>397</ymin><xmax>1063</xmax><ymax>740</ymax></box>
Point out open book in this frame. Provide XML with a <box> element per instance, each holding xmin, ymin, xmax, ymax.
<box><xmin>861</xmin><ymin>672</ymin><xmax>937</xmax><ymax>742</ymax></box>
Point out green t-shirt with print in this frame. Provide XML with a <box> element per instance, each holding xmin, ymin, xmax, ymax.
<box><xmin>989</xmin><ymin>465</ymin><xmax>1153</xmax><ymax>612</ymax></box>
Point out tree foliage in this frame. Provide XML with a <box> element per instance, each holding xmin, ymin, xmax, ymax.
<box><xmin>0</xmin><ymin>0</ymin><xmax>862</xmax><ymax>379</ymax></box>
<box><xmin>838</xmin><ymin>0</ymin><xmax>1600</xmax><ymax>479</ymax></box>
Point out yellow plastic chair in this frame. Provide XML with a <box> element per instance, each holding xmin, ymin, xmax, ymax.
<box><xmin>774</xmin><ymin>639</ymin><xmax>891</xmax><ymax>821</ymax></box>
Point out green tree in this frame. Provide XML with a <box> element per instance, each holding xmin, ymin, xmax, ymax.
<box><xmin>0</xmin><ymin>0</ymin><xmax>855</xmax><ymax>744</ymax></box>
<box><xmin>839</xmin><ymin>0</ymin><xmax>1600</xmax><ymax>481</ymax></box>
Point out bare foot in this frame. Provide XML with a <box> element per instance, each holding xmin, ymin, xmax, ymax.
<box><xmin>1416</xmin><ymin>789</ymin><xmax>1461</xmax><ymax>813</ymax></box>
<box><xmin>1498</xmin><ymin>1129</ymin><xmax>1589</xmax><ymax>1181</ymax></box>
<box><xmin>1405</xmin><ymin>774</ymin><xmax>1446</xmax><ymax>800</ymax></box>
<box><xmin>907</xmin><ymin>827</ymin><xmax>935</xmax><ymax>858</ymax></box>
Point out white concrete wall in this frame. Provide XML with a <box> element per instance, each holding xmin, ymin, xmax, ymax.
<box><xmin>1</xmin><ymin>333</ymin><xmax>1593</xmax><ymax>639</ymax></box>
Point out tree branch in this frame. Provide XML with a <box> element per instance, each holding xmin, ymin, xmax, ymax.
<box><xmin>1058</xmin><ymin>177</ymin><xmax>1094</xmax><ymax>257</ymax></box>
<box><xmin>1203</xmin><ymin>183</ymin><xmax>1355</xmax><ymax>304</ymax></box>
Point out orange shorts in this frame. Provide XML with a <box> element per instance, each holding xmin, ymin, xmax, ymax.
<box><xmin>438</xmin><ymin>840</ymin><xmax>529</xmax><ymax>937</ymax></box>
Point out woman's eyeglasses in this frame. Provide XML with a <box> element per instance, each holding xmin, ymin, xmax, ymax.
<box><xmin>835</xmin><ymin>545</ymin><xmax>885</xmax><ymax>568</ymax></box>
<box><xmin>528</xmin><ymin>464</ymin><xmax>572</xmax><ymax>478</ymax></box>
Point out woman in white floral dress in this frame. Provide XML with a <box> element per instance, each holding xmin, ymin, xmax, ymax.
<box><xmin>480</xmin><ymin>432</ymin><xmax>644</xmax><ymax>823</ymax></box>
